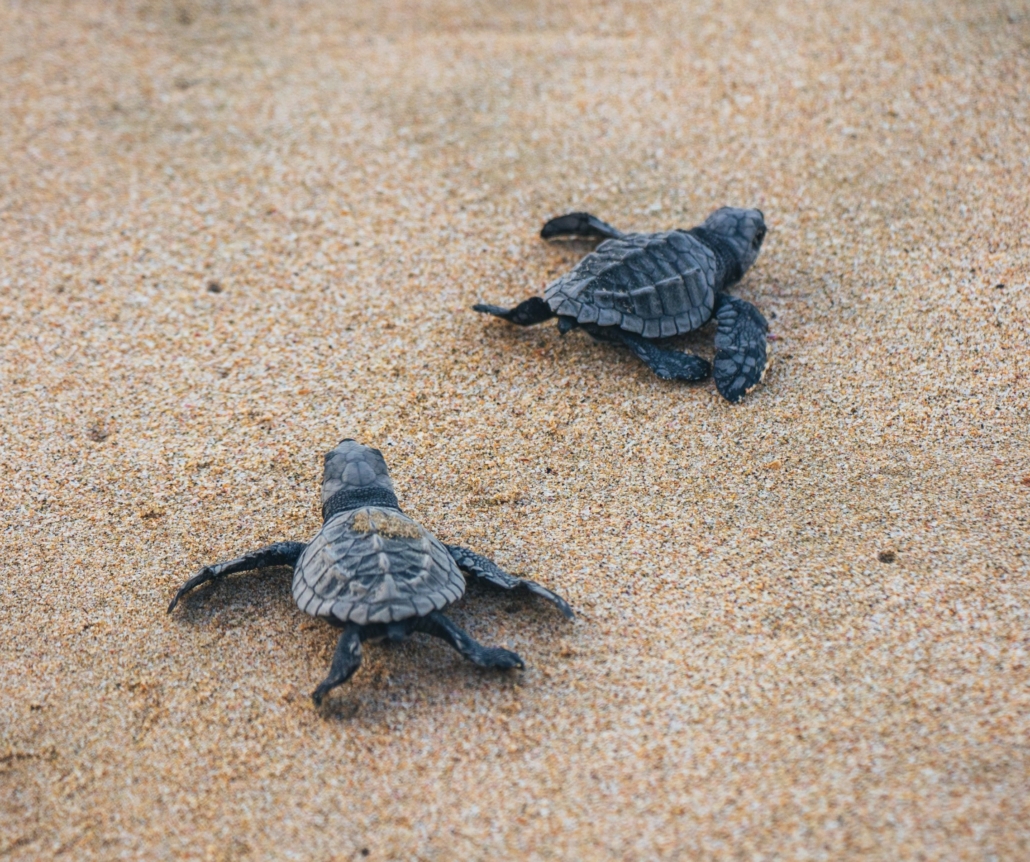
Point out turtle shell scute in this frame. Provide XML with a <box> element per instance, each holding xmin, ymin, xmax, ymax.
<box><xmin>292</xmin><ymin>507</ymin><xmax>466</xmax><ymax>626</ymax></box>
<box><xmin>544</xmin><ymin>230</ymin><xmax>717</xmax><ymax>337</ymax></box>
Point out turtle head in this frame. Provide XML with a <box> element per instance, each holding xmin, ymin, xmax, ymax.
<box><xmin>321</xmin><ymin>439</ymin><xmax>395</xmax><ymax>507</ymax></box>
<box><xmin>701</xmin><ymin>207</ymin><xmax>767</xmax><ymax>274</ymax></box>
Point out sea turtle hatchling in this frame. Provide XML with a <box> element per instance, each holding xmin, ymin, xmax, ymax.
<box><xmin>474</xmin><ymin>207</ymin><xmax>770</xmax><ymax>402</ymax></box>
<box><xmin>168</xmin><ymin>440</ymin><xmax>573</xmax><ymax>705</ymax></box>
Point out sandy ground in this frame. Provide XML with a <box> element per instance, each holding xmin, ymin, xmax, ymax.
<box><xmin>2</xmin><ymin>0</ymin><xmax>1029</xmax><ymax>859</ymax></box>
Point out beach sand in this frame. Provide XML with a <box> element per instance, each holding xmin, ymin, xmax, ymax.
<box><xmin>2</xmin><ymin>0</ymin><xmax>1028</xmax><ymax>858</ymax></box>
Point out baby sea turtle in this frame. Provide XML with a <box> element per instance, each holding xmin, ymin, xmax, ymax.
<box><xmin>168</xmin><ymin>440</ymin><xmax>573</xmax><ymax>705</ymax></box>
<box><xmin>474</xmin><ymin>207</ymin><xmax>769</xmax><ymax>402</ymax></box>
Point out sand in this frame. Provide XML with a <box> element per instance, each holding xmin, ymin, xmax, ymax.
<box><xmin>2</xmin><ymin>0</ymin><xmax>1028</xmax><ymax>858</ymax></box>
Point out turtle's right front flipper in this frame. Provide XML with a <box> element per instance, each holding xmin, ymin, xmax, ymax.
<box><xmin>540</xmin><ymin>212</ymin><xmax>626</xmax><ymax>241</ymax></box>
<box><xmin>167</xmin><ymin>541</ymin><xmax>307</xmax><ymax>613</ymax></box>
<box><xmin>473</xmin><ymin>296</ymin><xmax>555</xmax><ymax>326</ymax></box>
<box><xmin>447</xmin><ymin>545</ymin><xmax>574</xmax><ymax>619</ymax></box>
<box><xmin>713</xmin><ymin>294</ymin><xmax>768</xmax><ymax>403</ymax></box>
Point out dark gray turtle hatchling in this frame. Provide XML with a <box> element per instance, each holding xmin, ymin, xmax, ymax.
<box><xmin>168</xmin><ymin>440</ymin><xmax>573</xmax><ymax>705</ymax></box>
<box><xmin>474</xmin><ymin>207</ymin><xmax>769</xmax><ymax>402</ymax></box>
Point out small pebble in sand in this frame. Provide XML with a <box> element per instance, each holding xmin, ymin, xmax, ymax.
<box><xmin>86</xmin><ymin>423</ymin><xmax>110</xmax><ymax>443</ymax></box>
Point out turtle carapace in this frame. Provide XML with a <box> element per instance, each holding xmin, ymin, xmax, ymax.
<box><xmin>474</xmin><ymin>207</ymin><xmax>770</xmax><ymax>403</ymax></box>
<box><xmin>168</xmin><ymin>440</ymin><xmax>573</xmax><ymax>705</ymax></box>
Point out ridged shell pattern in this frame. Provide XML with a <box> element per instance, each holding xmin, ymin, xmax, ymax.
<box><xmin>544</xmin><ymin>230</ymin><xmax>717</xmax><ymax>338</ymax></box>
<box><xmin>293</xmin><ymin>507</ymin><xmax>467</xmax><ymax>625</ymax></box>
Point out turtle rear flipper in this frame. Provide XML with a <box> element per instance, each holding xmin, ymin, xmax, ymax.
<box><xmin>540</xmin><ymin>212</ymin><xmax>626</xmax><ymax>241</ymax></box>
<box><xmin>473</xmin><ymin>296</ymin><xmax>555</xmax><ymax>326</ymax></box>
<box><xmin>713</xmin><ymin>295</ymin><xmax>768</xmax><ymax>403</ymax></box>
<box><xmin>414</xmin><ymin>611</ymin><xmax>524</xmax><ymax>669</ymax></box>
<box><xmin>312</xmin><ymin>626</ymin><xmax>363</xmax><ymax>706</ymax></box>
<box><xmin>608</xmin><ymin>329</ymin><xmax>711</xmax><ymax>382</ymax></box>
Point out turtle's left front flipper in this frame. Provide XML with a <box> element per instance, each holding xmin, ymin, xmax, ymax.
<box><xmin>713</xmin><ymin>295</ymin><xmax>768</xmax><ymax>403</ymax></box>
<box><xmin>167</xmin><ymin>541</ymin><xmax>307</xmax><ymax>613</ymax></box>
<box><xmin>447</xmin><ymin>545</ymin><xmax>574</xmax><ymax>619</ymax></box>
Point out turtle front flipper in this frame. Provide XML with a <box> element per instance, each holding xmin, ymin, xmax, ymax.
<box><xmin>414</xmin><ymin>611</ymin><xmax>524</xmax><ymax>669</ymax></box>
<box><xmin>473</xmin><ymin>296</ymin><xmax>555</xmax><ymax>326</ymax></box>
<box><xmin>167</xmin><ymin>541</ymin><xmax>307</xmax><ymax>613</ymax></box>
<box><xmin>311</xmin><ymin>626</ymin><xmax>363</xmax><ymax>705</ymax></box>
<box><xmin>608</xmin><ymin>329</ymin><xmax>711</xmax><ymax>382</ymax></box>
<box><xmin>540</xmin><ymin>212</ymin><xmax>626</xmax><ymax>241</ymax></box>
<box><xmin>447</xmin><ymin>545</ymin><xmax>574</xmax><ymax>619</ymax></box>
<box><xmin>712</xmin><ymin>294</ymin><xmax>769</xmax><ymax>403</ymax></box>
